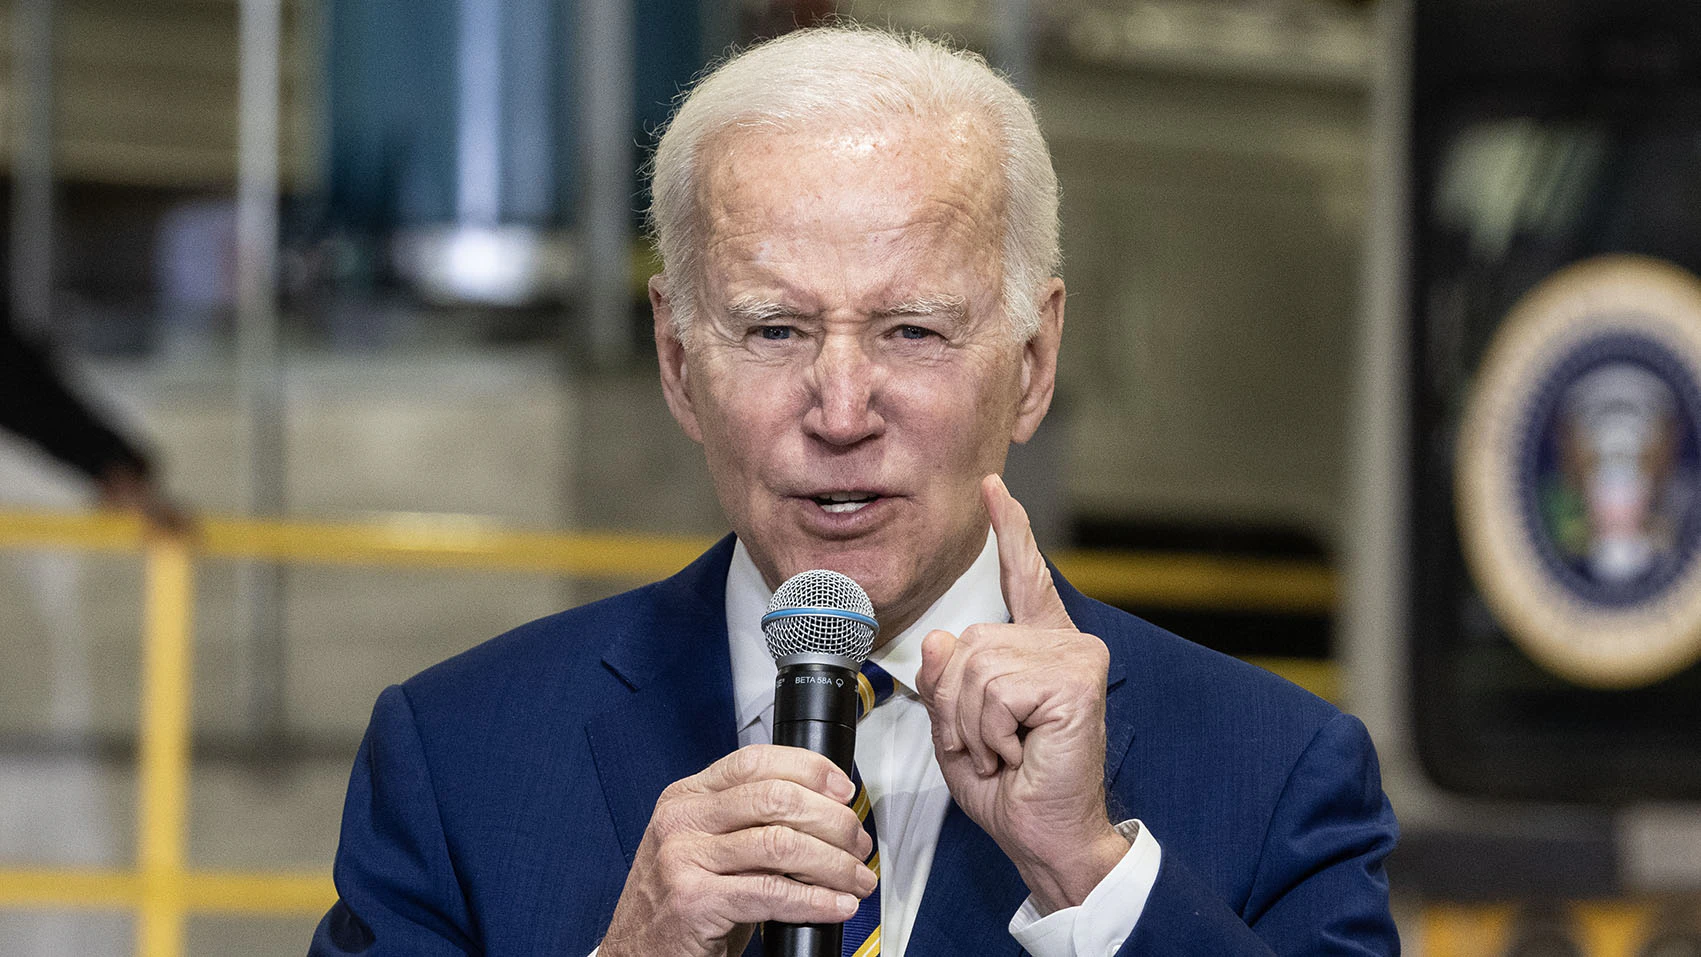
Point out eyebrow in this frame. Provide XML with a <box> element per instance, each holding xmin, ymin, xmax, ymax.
<box><xmin>722</xmin><ymin>293</ymin><xmax>969</xmax><ymax>325</ymax></box>
<box><xmin>877</xmin><ymin>294</ymin><xmax>968</xmax><ymax>324</ymax></box>
<box><xmin>725</xmin><ymin>296</ymin><xmax>805</xmax><ymax>324</ymax></box>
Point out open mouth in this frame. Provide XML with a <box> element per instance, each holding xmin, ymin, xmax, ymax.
<box><xmin>811</xmin><ymin>491</ymin><xmax>881</xmax><ymax>514</ymax></box>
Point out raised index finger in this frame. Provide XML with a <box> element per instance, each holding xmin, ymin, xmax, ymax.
<box><xmin>982</xmin><ymin>474</ymin><xmax>1074</xmax><ymax>630</ymax></box>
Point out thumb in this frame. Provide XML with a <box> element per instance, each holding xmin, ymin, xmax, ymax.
<box><xmin>915</xmin><ymin>629</ymin><xmax>957</xmax><ymax>703</ymax></box>
<box><xmin>982</xmin><ymin>474</ymin><xmax>1073</xmax><ymax>629</ymax></box>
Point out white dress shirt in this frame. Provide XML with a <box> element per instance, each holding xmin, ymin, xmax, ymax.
<box><xmin>724</xmin><ymin>531</ymin><xmax>1162</xmax><ymax>957</ymax></box>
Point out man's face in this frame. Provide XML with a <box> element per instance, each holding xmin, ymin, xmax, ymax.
<box><xmin>654</xmin><ymin>116</ymin><xmax>1063</xmax><ymax>640</ymax></box>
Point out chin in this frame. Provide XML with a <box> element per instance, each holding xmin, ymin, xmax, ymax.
<box><xmin>780</xmin><ymin>545</ymin><xmax>900</xmax><ymax>598</ymax></box>
<box><xmin>827</xmin><ymin>564</ymin><xmax>917</xmax><ymax>625</ymax></box>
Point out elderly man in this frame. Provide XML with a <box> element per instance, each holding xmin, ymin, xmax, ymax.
<box><xmin>311</xmin><ymin>26</ymin><xmax>1397</xmax><ymax>957</ymax></box>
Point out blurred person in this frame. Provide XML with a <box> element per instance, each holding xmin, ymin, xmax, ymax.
<box><xmin>312</xmin><ymin>26</ymin><xmax>1397</xmax><ymax>957</ymax></box>
<box><xmin>0</xmin><ymin>309</ymin><xmax>152</xmax><ymax>956</ymax></box>
<box><xmin>0</xmin><ymin>302</ymin><xmax>182</xmax><ymax>530</ymax></box>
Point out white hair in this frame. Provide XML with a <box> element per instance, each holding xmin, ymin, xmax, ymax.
<box><xmin>646</xmin><ymin>25</ymin><xmax>1060</xmax><ymax>343</ymax></box>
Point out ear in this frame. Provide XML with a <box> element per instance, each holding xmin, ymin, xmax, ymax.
<box><xmin>1012</xmin><ymin>277</ymin><xmax>1065</xmax><ymax>443</ymax></box>
<box><xmin>652</xmin><ymin>273</ymin><xmax>704</xmax><ymax>444</ymax></box>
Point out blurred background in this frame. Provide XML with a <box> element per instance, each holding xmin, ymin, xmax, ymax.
<box><xmin>2</xmin><ymin>0</ymin><xmax>1701</xmax><ymax>953</ymax></box>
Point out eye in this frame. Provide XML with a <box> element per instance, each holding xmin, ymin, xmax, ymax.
<box><xmin>896</xmin><ymin>324</ymin><xmax>934</xmax><ymax>340</ymax></box>
<box><xmin>756</xmin><ymin>326</ymin><xmax>794</xmax><ymax>341</ymax></box>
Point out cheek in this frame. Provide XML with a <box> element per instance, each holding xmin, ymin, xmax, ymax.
<box><xmin>895</xmin><ymin>366</ymin><xmax>1020</xmax><ymax>460</ymax></box>
<box><xmin>696</xmin><ymin>366</ymin><xmax>805</xmax><ymax>466</ymax></box>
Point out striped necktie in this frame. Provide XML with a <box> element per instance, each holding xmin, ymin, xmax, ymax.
<box><xmin>844</xmin><ymin>660</ymin><xmax>896</xmax><ymax>957</ymax></box>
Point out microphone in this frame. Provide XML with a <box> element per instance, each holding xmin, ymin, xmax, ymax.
<box><xmin>760</xmin><ymin>569</ymin><xmax>878</xmax><ymax>957</ymax></box>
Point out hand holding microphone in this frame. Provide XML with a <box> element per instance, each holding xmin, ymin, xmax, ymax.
<box><xmin>599</xmin><ymin>571</ymin><xmax>878</xmax><ymax>957</ymax></box>
<box><xmin>760</xmin><ymin>570</ymin><xmax>879</xmax><ymax>957</ymax></box>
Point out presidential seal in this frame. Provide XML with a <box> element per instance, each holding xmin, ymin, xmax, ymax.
<box><xmin>1457</xmin><ymin>255</ymin><xmax>1701</xmax><ymax>688</ymax></box>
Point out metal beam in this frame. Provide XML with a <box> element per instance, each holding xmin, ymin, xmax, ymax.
<box><xmin>9</xmin><ymin>0</ymin><xmax>56</xmax><ymax>336</ymax></box>
<box><xmin>576</xmin><ymin>0</ymin><xmax>636</xmax><ymax>367</ymax></box>
<box><xmin>236</xmin><ymin>0</ymin><xmax>289</xmax><ymax>746</ymax></box>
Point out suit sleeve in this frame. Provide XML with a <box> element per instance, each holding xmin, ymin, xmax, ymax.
<box><xmin>1115</xmin><ymin>712</ymin><xmax>1399</xmax><ymax>956</ymax></box>
<box><xmin>310</xmin><ymin>685</ymin><xmax>481</xmax><ymax>956</ymax></box>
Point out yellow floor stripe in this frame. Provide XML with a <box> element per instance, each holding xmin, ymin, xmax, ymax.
<box><xmin>0</xmin><ymin>870</ymin><xmax>334</xmax><ymax>914</ymax></box>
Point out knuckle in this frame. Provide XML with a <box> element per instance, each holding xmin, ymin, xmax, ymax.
<box><xmin>755</xmin><ymin>874</ymin><xmax>795</xmax><ymax>908</ymax></box>
<box><xmin>813</xmin><ymin>760</ymin><xmax>843</xmax><ymax>795</ymax></box>
<box><xmin>963</xmin><ymin>655</ymin><xmax>995</xmax><ymax>687</ymax></box>
<box><xmin>759</xmin><ymin>824</ymin><xmax>796</xmax><ymax>860</ymax></box>
<box><xmin>782</xmin><ymin>875</ymin><xmax>819</xmax><ymax>908</ymax></box>
<box><xmin>649</xmin><ymin>800</ymin><xmax>686</xmax><ymax>836</ymax></box>
<box><xmin>760</xmin><ymin>779</ymin><xmax>801</xmax><ymax>819</ymax></box>
<box><xmin>960</xmin><ymin>653</ymin><xmax>981</xmax><ymax>680</ymax></box>
<box><xmin>653</xmin><ymin>839</ymin><xmax>689</xmax><ymax>878</ymax></box>
<box><xmin>675</xmin><ymin>865</ymin><xmax>706</xmax><ymax>899</ymax></box>
<box><xmin>728</xmin><ymin>747</ymin><xmax>764</xmax><ymax>781</ymax></box>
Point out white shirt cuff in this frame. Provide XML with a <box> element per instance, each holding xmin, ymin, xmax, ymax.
<box><xmin>1007</xmin><ymin>819</ymin><xmax>1161</xmax><ymax>957</ymax></box>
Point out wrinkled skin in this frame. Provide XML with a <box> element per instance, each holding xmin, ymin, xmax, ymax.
<box><xmin>652</xmin><ymin>116</ymin><xmax>1061</xmax><ymax>642</ymax></box>
<box><xmin>603</xmin><ymin>116</ymin><xmax>1120</xmax><ymax>956</ymax></box>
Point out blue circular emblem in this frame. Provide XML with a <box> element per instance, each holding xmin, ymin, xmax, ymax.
<box><xmin>1458</xmin><ymin>256</ymin><xmax>1701</xmax><ymax>688</ymax></box>
<box><xmin>1518</xmin><ymin>331</ymin><xmax>1701</xmax><ymax>609</ymax></box>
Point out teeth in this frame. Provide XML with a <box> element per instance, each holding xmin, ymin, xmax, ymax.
<box><xmin>820</xmin><ymin>491</ymin><xmax>874</xmax><ymax>503</ymax></box>
<box><xmin>812</xmin><ymin>491</ymin><xmax>878</xmax><ymax>514</ymax></box>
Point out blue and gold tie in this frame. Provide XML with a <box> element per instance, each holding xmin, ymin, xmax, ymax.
<box><xmin>844</xmin><ymin>661</ymin><xmax>896</xmax><ymax>957</ymax></box>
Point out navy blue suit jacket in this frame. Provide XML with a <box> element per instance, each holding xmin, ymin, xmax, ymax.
<box><xmin>311</xmin><ymin>537</ymin><xmax>1398</xmax><ymax>955</ymax></box>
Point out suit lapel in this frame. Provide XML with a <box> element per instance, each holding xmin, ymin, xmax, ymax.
<box><xmin>906</xmin><ymin>801</ymin><xmax>1029</xmax><ymax>955</ymax></box>
<box><xmin>586</xmin><ymin>537</ymin><xmax>741</xmax><ymax>865</ymax></box>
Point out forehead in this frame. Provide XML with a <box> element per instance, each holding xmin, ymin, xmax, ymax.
<box><xmin>694</xmin><ymin>115</ymin><xmax>1005</xmax><ymax>284</ymax></box>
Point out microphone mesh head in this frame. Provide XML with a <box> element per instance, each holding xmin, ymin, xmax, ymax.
<box><xmin>763</xmin><ymin>569</ymin><xmax>877</xmax><ymax>663</ymax></box>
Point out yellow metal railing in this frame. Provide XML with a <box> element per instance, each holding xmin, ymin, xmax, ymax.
<box><xmin>0</xmin><ymin>508</ymin><xmax>1338</xmax><ymax>956</ymax></box>
<box><xmin>1422</xmin><ymin>899</ymin><xmax>1698</xmax><ymax>956</ymax></box>
<box><xmin>0</xmin><ymin>509</ymin><xmax>1338</xmax><ymax>611</ymax></box>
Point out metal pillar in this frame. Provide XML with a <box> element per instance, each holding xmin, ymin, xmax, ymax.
<box><xmin>9</xmin><ymin>0</ymin><xmax>56</xmax><ymax>336</ymax></box>
<box><xmin>236</xmin><ymin>0</ymin><xmax>289</xmax><ymax>746</ymax></box>
<box><xmin>456</xmin><ymin>0</ymin><xmax>504</xmax><ymax>227</ymax></box>
<box><xmin>576</xmin><ymin>0</ymin><xmax>636</xmax><ymax>367</ymax></box>
<box><xmin>1340</xmin><ymin>0</ymin><xmax>1412</xmax><ymax>777</ymax></box>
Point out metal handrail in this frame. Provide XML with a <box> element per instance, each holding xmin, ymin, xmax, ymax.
<box><xmin>0</xmin><ymin>508</ymin><xmax>1335</xmax><ymax>612</ymax></box>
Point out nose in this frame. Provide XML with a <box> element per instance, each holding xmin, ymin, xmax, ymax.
<box><xmin>802</xmin><ymin>333</ymin><xmax>885</xmax><ymax>446</ymax></box>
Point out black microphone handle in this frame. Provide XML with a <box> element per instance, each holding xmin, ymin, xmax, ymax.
<box><xmin>763</xmin><ymin>659</ymin><xmax>860</xmax><ymax>957</ymax></box>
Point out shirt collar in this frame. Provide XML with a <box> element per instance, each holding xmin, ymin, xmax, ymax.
<box><xmin>725</xmin><ymin>530</ymin><xmax>1008</xmax><ymax>733</ymax></box>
